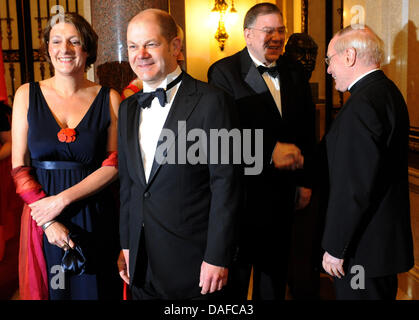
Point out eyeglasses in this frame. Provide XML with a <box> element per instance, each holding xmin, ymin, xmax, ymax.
<box><xmin>249</xmin><ymin>26</ymin><xmax>287</xmax><ymax>36</ymax></box>
<box><xmin>325</xmin><ymin>53</ymin><xmax>338</xmax><ymax>65</ymax></box>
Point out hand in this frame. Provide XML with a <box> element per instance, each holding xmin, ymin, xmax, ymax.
<box><xmin>199</xmin><ymin>261</ymin><xmax>228</xmax><ymax>295</ymax></box>
<box><xmin>118</xmin><ymin>249</ymin><xmax>130</xmax><ymax>284</ymax></box>
<box><xmin>43</xmin><ymin>222</ymin><xmax>74</xmax><ymax>250</ymax></box>
<box><xmin>272</xmin><ymin>142</ymin><xmax>304</xmax><ymax>170</ymax></box>
<box><xmin>29</xmin><ymin>194</ymin><xmax>67</xmax><ymax>226</ymax></box>
<box><xmin>295</xmin><ymin>187</ymin><xmax>312</xmax><ymax>210</ymax></box>
<box><xmin>322</xmin><ymin>251</ymin><xmax>345</xmax><ymax>278</ymax></box>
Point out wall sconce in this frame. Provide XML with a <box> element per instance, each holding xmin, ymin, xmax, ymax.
<box><xmin>211</xmin><ymin>0</ymin><xmax>237</xmax><ymax>51</ymax></box>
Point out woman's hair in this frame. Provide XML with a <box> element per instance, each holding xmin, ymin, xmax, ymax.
<box><xmin>41</xmin><ymin>12</ymin><xmax>98</xmax><ymax>71</ymax></box>
<box><xmin>333</xmin><ymin>24</ymin><xmax>384</xmax><ymax>66</ymax></box>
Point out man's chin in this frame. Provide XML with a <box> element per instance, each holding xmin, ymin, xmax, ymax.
<box><xmin>335</xmin><ymin>84</ymin><xmax>347</xmax><ymax>93</ymax></box>
<box><xmin>265</xmin><ymin>52</ymin><xmax>282</xmax><ymax>63</ymax></box>
<box><xmin>137</xmin><ymin>72</ymin><xmax>157</xmax><ymax>82</ymax></box>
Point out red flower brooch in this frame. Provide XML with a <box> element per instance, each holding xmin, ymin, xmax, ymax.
<box><xmin>57</xmin><ymin>128</ymin><xmax>77</xmax><ymax>143</ymax></box>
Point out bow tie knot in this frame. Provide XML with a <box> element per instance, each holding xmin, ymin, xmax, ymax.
<box><xmin>136</xmin><ymin>88</ymin><xmax>167</xmax><ymax>109</ymax></box>
<box><xmin>135</xmin><ymin>71</ymin><xmax>184</xmax><ymax>109</ymax></box>
<box><xmin>257</xmin><ymin>65</ymin><xmax>279</xmax><ymax>78</ymax></box>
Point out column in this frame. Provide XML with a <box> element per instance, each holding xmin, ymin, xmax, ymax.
<box><xmin>90</xmin><ymin>0</ymin><xmax>168</xmax><ymax>93</ymax></box>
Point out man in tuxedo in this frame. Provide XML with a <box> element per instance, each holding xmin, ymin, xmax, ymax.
<box><xmin>321</xmin><ymin>25</ymin><xmax>414</xmax><ymax>299</ymax></box>
<box><xmin>118</xmin><ymin>9</ymin><xmax>240</xmax><ymax>299</ymax></box>
<box><xmin>208</xmin><ymin>3</ymin><xmax>315</xmax><ymax>300</ymax></box>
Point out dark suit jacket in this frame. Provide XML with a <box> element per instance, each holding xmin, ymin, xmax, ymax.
<box><xmin>118</xmin><ymin>72</ymin><xmax>241</xmax><ymax>298</ymax></box>
<box><xmin>322</xmin><ymin>70</ymin><xmax>414</xmax><ymax>278</ymax></box>
<box><xmin>208</xmin><ymin>48</ymin><xmax>315</xmax><ymax>268</ymax></box>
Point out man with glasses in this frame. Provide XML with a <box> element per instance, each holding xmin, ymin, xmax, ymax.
<box><xmin>321</xmin><ymin>25</ymin><xmax>413</xmax><ymax>300</ymax></box>
<box><xmin>208</xmin><ymin>2</ymin><xmax>315</xmax><ymax>300</ymax></box>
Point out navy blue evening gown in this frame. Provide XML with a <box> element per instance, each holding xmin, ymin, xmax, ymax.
<box><xmin>27</xmin><ymin>82</ymin><xmax>121</xmax><ymax>300</ymax></box>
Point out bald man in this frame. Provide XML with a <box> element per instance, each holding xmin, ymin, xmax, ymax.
<box><xmin>117</xmin><ymin>9</ymin><xmax>240</xmax><ymax>299</ymax></box>
<box><xmin>322</xmin><ymin>25</ymin><xmax>413</xmax><ymax>300</ymax></box>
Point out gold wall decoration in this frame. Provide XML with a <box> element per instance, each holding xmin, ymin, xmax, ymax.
<box><xmin>211</xmin><ymin>0</ymin><xmax>238</xmax><ymax>51</ymax></box>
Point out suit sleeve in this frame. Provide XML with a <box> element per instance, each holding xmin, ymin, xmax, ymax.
<box><xmin>208</xmin><ymin>63</ymin><xmax>234</xmax><ymax>96</ymax></box>
<box><xmin>202</xmin><ymin>90</ymin><xmax>241</xmax><ymax>267</ymax></box>
<box><xmin>321</xmin><ymin>100</ymin><xmax>383</xmax><ymax>259</ymax></box>
<box><xmin>118</xmin><ymin>103</ymin><xmax>131</xmax><ymax>249</ymax></box>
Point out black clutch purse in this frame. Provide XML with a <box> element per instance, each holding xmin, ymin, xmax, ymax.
<box><xmin>61</xmin><ymin>232</ymin><xmax>87</xmax><ymax>275</ymax></box>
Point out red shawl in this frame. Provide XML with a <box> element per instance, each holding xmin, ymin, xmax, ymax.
<box><xmin>11</xmin><ymin>166</ymin><xmax>48</xmax><ymax>300</ymax></box>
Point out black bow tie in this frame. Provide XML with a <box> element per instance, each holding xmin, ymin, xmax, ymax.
<box><xmin>137</xmin><ymin>88</ymin><xmax>166</xmax><ymax>108</ymax></box>
<box><xmin>136</xmin><ymin>71</ymin><xmax>184</xmax><ymax>109</ymax></box>
<box><xmin>257</xmin><ymin>65</ymin><xmax>279</xmax><ymax>78</ymax></box>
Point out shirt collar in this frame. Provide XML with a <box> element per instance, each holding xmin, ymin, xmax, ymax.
<box><xmin>347</xmin><ymin>68</ymin><xmax>380</xmax><ymax>91</ymax></box>
<box><xmin>247</xmin><ymin>48</ymin><xmax>277</xmax><ymax>68</ymax></box>
<box><xmin>143</xmin><ymin>66</ymin><xmax>182</xmax><ymax>93</ymax></box>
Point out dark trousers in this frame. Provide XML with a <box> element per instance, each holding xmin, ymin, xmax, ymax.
<box><xmin>130</xmin><ymin>228</ymin><xmax>226</xmax><ymax>300</ymax></box>
<box><xmin>224</xmin><ymin>260</ymin><xmax>289</xmax><ymax>300</ymax></box>
<box><xmin>252</xmin><ymin>264</ymin><xmax>288</xmax><ymax>300</ymax></box>
<box><xmin>131</xmin><ymin>285</ymin><xmax>226</xmax><ymax>300</ymax></box>
<box><xmin>334</xmin><ymin>274</ymin><xmax>398</xmax><ymax>300</ymax></box>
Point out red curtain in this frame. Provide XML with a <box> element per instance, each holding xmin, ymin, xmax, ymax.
<box><xmin>0</xmin><ymin>40</ymin><xmax>8</xmax><ymax>103</ymax></box>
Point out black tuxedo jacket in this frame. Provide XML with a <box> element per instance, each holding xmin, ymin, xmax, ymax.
<box><xmin>322</xmin><ymin>70</ymin><xmax>414</xmax><ymax>277</ymax></box>
<box><xmin>208</xmin><ymin>48</ymin><xmax>315</xmax><ymax>266</ymax></box>
<box><xmin>118</xmin><ymin>72</ymin><xmax>241</xmax><ymax>298</ymax></box>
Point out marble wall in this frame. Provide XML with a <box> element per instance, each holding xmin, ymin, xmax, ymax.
<box><xmin>90</xmin><ymin>0</ymin><xmax>168</xmax><ymax>93</ymax></box>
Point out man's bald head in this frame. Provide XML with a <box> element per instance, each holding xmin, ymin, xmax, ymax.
<box><xmin>332</xmin><ymin>25</ymin><xmax>383</xmax><ymax>67</ymax></box>
<box><xmin>326</xmin><ymin>25</ymin><xmax>383</xmax><ymax>92</ymax></box>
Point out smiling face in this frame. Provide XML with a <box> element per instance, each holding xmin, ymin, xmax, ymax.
<box><xmin>48</xmin><ymin>22</ymin><xmax>87</xmax><ymax>76</ymax></box>
<box><xmin>326</xmin><ymin>37</ymin><xmax>351</xmax><ymax>92</ymax></box>
<box><xmin>127</xmin><ymin>13</ymin><xmax>180</xmax><ymax>89</ymax></box>
<box><xmin>244</xmin><ymin>13</ymin><xmax>285</xmax><ymax>65</ymax></box>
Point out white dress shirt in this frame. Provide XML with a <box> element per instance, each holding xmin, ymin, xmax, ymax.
<box><xmin>248</xmin><ymin>49</ymin><xmax>282</xmax><ymax>116</ymax></box>
<box><xmin>139</xmin><ymin>66</ymin><xmax>182</xmax><ymax>182</ymax></box>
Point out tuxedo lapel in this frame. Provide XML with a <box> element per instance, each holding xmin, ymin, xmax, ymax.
<box><xmin>240</xmin><ymin>49</ymin><xmax>282</xmax><ymax>119</ymax></box>
<box><xmin>126</xmin><ymin>97</ymin><xmax>147</xmax><ymax>186</ymax></box>
<box><xmin>146</xmin><ymin>73</ymin><xmax>201</xmax><ymax>187</ymax></box>
<box><xmin>240</xmin><ymin>49</ymin><xmax>268</xmax><ymax>95</ymax></box>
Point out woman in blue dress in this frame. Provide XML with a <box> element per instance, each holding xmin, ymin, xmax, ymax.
<box><xmin>11</xmin><ymin>13</ymin><xmax>121</xmax><ymax>300</ymax></box>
